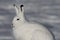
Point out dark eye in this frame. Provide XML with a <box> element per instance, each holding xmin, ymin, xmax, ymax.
<box><xmin>17</xmin><ymin>19</ymin><xmax>19</xmax><ymax>20</ymax></box>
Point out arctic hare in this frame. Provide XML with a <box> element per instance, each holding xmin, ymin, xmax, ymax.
<box><xmin>12</xmin><ymin>4</ymin><xmax>54</xmax><ymax>40</ymax></box>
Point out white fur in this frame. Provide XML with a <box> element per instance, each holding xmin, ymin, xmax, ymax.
<box><xmin>12</xmin><ymin>4</ymin><xmax>54</xmax><ymax>40</ymax></box>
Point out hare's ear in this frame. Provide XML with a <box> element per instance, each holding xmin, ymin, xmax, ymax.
<box><xmin>13</xmin><ymin>4</ymin><xmax>19</xmax><ymax>15</ymax></box>
<box><xmin>20</xmin><ymin>5</ymin><xmax>24</xmax><ymax>13</ymax></box>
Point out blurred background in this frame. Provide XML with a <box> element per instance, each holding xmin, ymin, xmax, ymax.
<box><xmin>0</xmin><ymin>0</ymin><xmax>60</xmax><ymax>40</ymax></box>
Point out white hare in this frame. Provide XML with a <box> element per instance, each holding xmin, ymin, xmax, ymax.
<box><xmin>12</xmin><ymin>4</ymin><xmax>54</xmax><ymax>40</ymax></box>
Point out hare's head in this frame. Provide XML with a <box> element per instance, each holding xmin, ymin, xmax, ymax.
<box><xmin>12</xmin><ymin>4</ymin><xmax>24</xmax><ymax>27</ymax></box>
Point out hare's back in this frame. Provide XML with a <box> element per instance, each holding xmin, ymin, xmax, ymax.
<box><xmin>13</xmin><ymin>23</ymin><xmax>53</xmax><ymax>40</ymax></box>
<box><xmin>21</xmin><ymin>23</ymin><xmax>50</xmax><ymax>33</ymax></box>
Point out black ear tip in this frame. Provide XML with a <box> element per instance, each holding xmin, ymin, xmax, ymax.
<box><xmin>13</xmin><ymin>4</ymin><xmax>15</xmax><ymax>6</ymax></box>
<box><xmin>20</xmin><ymin>5</ymin><xmax>24</xmax><ymax>7</ymax></box>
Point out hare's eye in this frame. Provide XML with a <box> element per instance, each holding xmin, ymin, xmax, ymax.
<box><xmin>17</xmin><ymin>19</ymin><xmax>19</xmax><ymax>20</ymax></box>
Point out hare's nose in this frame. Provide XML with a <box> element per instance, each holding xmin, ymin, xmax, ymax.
<box><xmin>12</xmin><ymin>24</ymin><xmax>13</xmax><ymax>25</ymax></box>
<box><xmin>11</xmin><ymin>24</ymin><xmax>14</xmax><ymax>28</ymax></box>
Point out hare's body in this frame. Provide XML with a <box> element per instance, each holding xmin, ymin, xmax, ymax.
<box><xmin>13</xmin><ymin>22</ymin><xmax>53</xmax><ymax>40</ymax></box>
<box><xmin>12</xmin><ymin>4</ymin><xmax>54</xmax><ymax>40</ymax></box>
